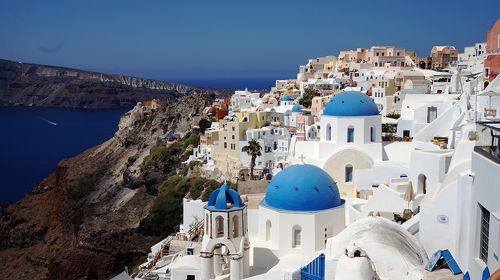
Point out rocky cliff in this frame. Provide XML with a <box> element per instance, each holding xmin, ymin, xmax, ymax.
<box><xmin>0</xmin><ymin>94</ymin><xmax>214</xmax><ymax>279</ymax></box>
<box><xmin>0</xmin><ymin>59</ymin><xmax>231</xmax><ymax>108</ymax></box>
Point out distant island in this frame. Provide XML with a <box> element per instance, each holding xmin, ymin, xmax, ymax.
<box><xmin>0</xmin><ymin>58</ymin><xmax>231</xmax><ymax>108</ymax></box>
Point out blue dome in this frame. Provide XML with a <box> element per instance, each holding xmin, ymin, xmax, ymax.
<box><xmin>323</xmin><ymin>91</ymin><xmax>379</xmax><ymax>117</ymax></box>
<box><xmin>281</xmin><ymin>95</ymin><xmax>293</xmax><ymax>101</ymax></box>
<box><xmin>206</xmin><ymin>183</ymin><xmax>244</xmax><ymax>211</ymax></box>
<box><xmin>262</xmin><ymin>164</ymin><xmax>343</xmax><ymax>212</ymax></box>
<box><xmin>292</xmin><ymin>105</ymin><xmax>303</xmax><ymax>113</ymax></box>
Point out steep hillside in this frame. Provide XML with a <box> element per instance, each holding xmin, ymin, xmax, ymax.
<box><xmin>0</xmin><ymin>94</ymin><xmax>215</xmax><ymax>279</ymax></box>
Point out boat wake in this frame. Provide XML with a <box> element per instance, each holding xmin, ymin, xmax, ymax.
<box><xmin>39</xmin><ymin>117</ymin><xmax>58</xmax><ymax>126</ymax></box>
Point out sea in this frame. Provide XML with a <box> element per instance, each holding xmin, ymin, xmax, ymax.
<box><xmin>0</xmin><ymin>107</ymin><xmax>129</xmax><ymax>205</ymax></box>
<box><xmin>0</xmin><ymin>78</ymin><xmax>279</xmax><ymax>205</ymax></box>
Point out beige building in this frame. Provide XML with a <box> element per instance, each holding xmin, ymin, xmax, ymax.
<box><xmin>200</xmin><ymin>130</ymin><xmax>219</xmax><ymax>145</ymax></box>
<box><xmin>368</xmin><ymin>46</ymin><xmax>407</xmax><ymax>68</ymax></box>
<box><xmin>394</xmin><ymin>70</ymin><xmax>425</xmax><ymax>91</ymax></box>
<box><xmin>311</xmin><ymin>95</ymin><xmax>333</xmax><ymax>116</ymax></box>
<box><xmin>298</xmin><ymin>56</ymin><xmax>338</xmax><ymax>81</ymax></box>
<box><xmin>212</xmin><ymin>111</ymin><xmax>268</xmax><ymax>176</ymax></box>
<box><xmin>370</xmin><ymin>74</ymin><xmax>400</xmax><ymax>115</ymax></box>
<box><xmin>370</xmin><ymin>75</ymin><xmax>396</xmax><ymax>98</ymax></box>
<box><xmin>431</xmin><ymin>46</ymin><xmax>458</xmax><ymax>70</ymax></box>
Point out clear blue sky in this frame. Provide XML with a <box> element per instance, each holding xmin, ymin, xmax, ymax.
<box><xmin>0</xmin><ymin>0</ymin><xmax>499</xmax><ymax>84</ymax></box>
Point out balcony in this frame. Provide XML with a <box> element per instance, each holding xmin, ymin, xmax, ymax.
<box><xmin>486</xmin><ymin>48</ymin><xmax>500</xmax><ymax>55</ymax></box>
<box><xmin>474</xmin><ymin>121</ymin><xmax>500</xmax><ymax>164</ymax></box>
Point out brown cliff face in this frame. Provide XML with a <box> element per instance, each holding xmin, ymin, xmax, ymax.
<box><xmin>0</xmin><ymin>94</ymin><xmax>214</xmax><ymax>279</ymax></box>
<box><xmin>0</xmin><ymin>58</ymin><xmax>231</xmax><ymax>108</ymax></box>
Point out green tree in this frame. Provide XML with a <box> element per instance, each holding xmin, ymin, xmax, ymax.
<box><xmin>298</xmin><ymin>88</ymin><xmax>318</xmax><ymax>108</ymax></box>
<box><xmin>385</xmin><ymin>112</ymin><xmax>401</xmax><ymax>119</ymax></box>
<box><xmin>198</xmin><ymin>118</ymin><xmax>212</xmax><ymax>133</ymax></box>
<box><xmin>242</xmin><ymin>139</ymin><xmax>262</xmax><ymax>180</ymax></box>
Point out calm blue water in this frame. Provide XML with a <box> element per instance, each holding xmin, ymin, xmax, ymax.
<box><xmin>0</xmin><ymin>107</ymin><xmax>129</xmax><ymax>205</ymax></box>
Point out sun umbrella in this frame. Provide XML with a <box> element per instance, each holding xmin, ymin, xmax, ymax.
<box><xmin>403</xmin><ymin>181</ymin><xmax>416</xmax><ymax>209</ymax></box>
<box><xmin>479</xmin><ymin>90</ymin><xmax>500</xmax><ymax>108</ymax></box>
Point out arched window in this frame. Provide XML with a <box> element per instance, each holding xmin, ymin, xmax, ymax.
<box><xmin>345</xmin><ymin>164</ymin><xmax>353</xmax><ymax>183</ymax></box>
<box><xmin>370</xmin><ymin>126</ymin><xmax>375</xmax><ymax>142</ymax></box>
<box><xmin>216</xmin><ymin>216</ymin><xmax>224</xmax><ymax>238</ymax></box>
<box><xmin>347</xmin><ymin>126</ymin><xmax>355</xmax><ymax>143</ymax></box>
<box><xmin>326</xmin><ymin>124</ymin><xmax>332</xmax><ymax>141</ymax></box>
<box><xmin>293</xmin><ymin>225</ymin><xmax>302</xmax><ymax>248</ymax></box>
<box><xmin>266</xmin><ymin>220</ymin><xmax>272</xmax><ymax>242</ymax></box>
<box><xmin>232</xmin><ymin>215</ymin><xmax>239</xmax><ymax>238</ymax></box>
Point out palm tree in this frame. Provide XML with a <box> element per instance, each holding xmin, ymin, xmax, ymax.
<box><xmin>242</xmin><ymin>139</ymin><xmax>262</xmax><ymax>180</ymax></box>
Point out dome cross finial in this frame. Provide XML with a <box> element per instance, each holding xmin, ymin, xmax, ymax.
<box><xmin>298</xmin><ymin>154</ymin><xmax>306</xmax><ymax>164</ymax></box>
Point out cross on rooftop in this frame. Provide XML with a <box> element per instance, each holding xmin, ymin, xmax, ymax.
<box><xmin>298</xmin><ymin>154</ymin><xmax>306</xmax><ymax>164</ymax></box>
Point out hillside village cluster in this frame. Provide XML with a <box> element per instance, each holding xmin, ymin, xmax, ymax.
<box><xmin>131</xmin><ymin>20</ymin><xmax>500</xmax><ymax>280</ymax></box>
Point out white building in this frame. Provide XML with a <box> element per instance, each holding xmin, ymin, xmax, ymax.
<box><xmin>397</xmin><ymin>91</ymin><xmax>457</xmax><ymax>138</ymax></box>
<box><xmin>185</xmin><ymin>145</ymin><xmax>214</xmax><ymax>166</ymax></box>
<box><xmin>240</xmin><ymin>126</ymin><xmax>292</xmax><ymax>171</ymax></box>
<box><xmin>230</xmin><ymin>89</ymin><xmax>261</xmax><ymax>112</ymax></box>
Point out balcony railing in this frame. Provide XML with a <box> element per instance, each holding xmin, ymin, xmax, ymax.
<box><xmin>486</xmin><ymin>48</ymin><xmax>500</xmax><ymax>55</ymax></box>
<box><xmin>475</xmin><ymin>121</ymin><xmax>500</xmax><ymax>164</ymax></box>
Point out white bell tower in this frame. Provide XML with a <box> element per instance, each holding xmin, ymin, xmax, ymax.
<box><xmin>200</xmin><ymin>183</ymin><xmax>250</xmax><ymax>280</ymax></box>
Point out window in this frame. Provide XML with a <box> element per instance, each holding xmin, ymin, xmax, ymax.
<box><xmin>232</xmin><ymin>215</ymin><xmax>239</xmax><ymax>238</ymax></box>
<box><xmin>347</xmin><ymin>127</ymin><xmax>355</xmax><ymax>143</ymax></box>
<box><xmin>345</xmin><ymin>164</ymin><xmax>353</xmax><ymax>182</ymax></box>
<box><xmin>427</xmin><ymin>106</ymin><xmax>438</xmax><ymax>123</ymax></box>
<box><xmin>266</xmin><ymin>220</ymin><xmax>272</xmax><ymax>241</ymax></box>
<box><xmin>293</xmin><ymin>225</ymin><xmax>302</xmax><ymax>248</ymax></box>
<box><xmin>326</xmin><ymin>124</ymin><xmax>332</xmax><ymax>141</ymax></box>
<box><xmin>479</xmin><ymin>204</ymin><xmax>490</xmax><ymax>263</ymax></box>
<box><xmin>224</xmin><ymin>142</ymin><xmax>227</xmax><ymax>148</ymax></box>
<box><xmin>370</xmin><ymin>126</ymin><xmax>375</xmax><ymax>142</ymax></box>
<box><xmin>216</xmin><ymin>216</ymin><xmax>224</xmax><ymax>238</ymax></box>
<box><xmin>187</xmin><ymin>275</ymin><xmax>195</xmax><ymax>280</ymax></box>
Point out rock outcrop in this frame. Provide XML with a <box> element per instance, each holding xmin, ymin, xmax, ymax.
<box><xmin>0</xmin><ymin>94</ymin><xmax>214</xmax><ymax>279</ymax></box>
<box><xmin>0</xmin><ymin>58</ymin><xmax>231</xmax><ymax>108</ymax></box>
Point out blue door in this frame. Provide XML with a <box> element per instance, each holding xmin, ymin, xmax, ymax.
<box><xmin>301</xmin><ymin>254</ymin><xmax>325</xmax><ymax>280</ymax></box>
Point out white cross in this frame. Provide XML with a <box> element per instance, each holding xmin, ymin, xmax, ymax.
<box><xmin>298</xmin><ymin>154</ymin><xmax>306</xmax><ymax>164</ymax></box>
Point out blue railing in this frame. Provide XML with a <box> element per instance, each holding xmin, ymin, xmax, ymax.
<box><xmin>300</xmin><ymin>253</ymin><xmax>325</xmax><ymax>280</ymax></box>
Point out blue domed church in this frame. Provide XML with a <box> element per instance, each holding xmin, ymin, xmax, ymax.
<box><xmin>255</xmin><ymin>163</ymin><xmax>346</xmax><ymax>261</ymax></box>
<box><xmin>292</xmin><ymin>91</ymin><xmax>382</xmax><ymax>197</ymax></box>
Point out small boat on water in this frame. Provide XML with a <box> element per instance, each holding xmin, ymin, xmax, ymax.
<box><xmin>39</xmin><ymin>117</ymin><xmax>58</xmax><ymax>126</ymax></box>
